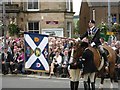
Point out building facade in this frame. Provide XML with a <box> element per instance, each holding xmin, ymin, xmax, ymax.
<box><xmin>0</xmin><ymin>0</ymin><xmax>75</xmax><ymax>37</ymax></box>
<box><xmin>79</xmin><ymin>0</ymin><xmax>120</xmax><ymax>35</ymax></box>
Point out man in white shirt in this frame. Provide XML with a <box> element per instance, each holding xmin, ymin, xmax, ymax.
<box><xmin>50</xmin><ymin>50</ymin><xmax>63</xmax><ymax>77</ymax></box>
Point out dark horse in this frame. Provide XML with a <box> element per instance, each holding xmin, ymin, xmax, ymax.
<box><xmin>73</xmin><ymin>41</ymin><xmax>117</xmax><ymax>89</ymax></box>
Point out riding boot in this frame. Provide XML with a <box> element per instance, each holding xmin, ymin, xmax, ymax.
<box><xmin>87</xmin><ymin>77</ymin><xmax>91</xmax><ymax>90</ymax></box>
<box><xmin>84</xmin><ymin>81</ymin><xmax>88</xmax><ymax>90</ymax></box>
<box><xmin>91</xmin><ymin>82</ymin><xmax>95</xmax><ymax>90</ymax></box>
<box><xmin>102</xmin><ymin>53</ymin><xmax>108</xmax><ymax>67</ymax></box>
<box><xmin>70</xmin><ymin>81</ymin><xmax>75</xmax><ymax>90</ymax></box>
<box><xmin>75</xmin><ymin>81</ymin><xmax>79</xmax><ymax>90</ymax></box>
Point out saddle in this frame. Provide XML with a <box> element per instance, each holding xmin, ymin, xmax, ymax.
<box><xmin>88</xmin><ymin>46</ymin><xmax>110</xmax><ymax>60</ymax></box>
<box><xmin>88</xmin><ymin>46</ymin><xmax>110</xmax><ymax>71</ymax></box>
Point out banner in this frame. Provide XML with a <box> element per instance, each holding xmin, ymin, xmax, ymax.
<box><xmin>24</xmin><ymin>32</ymin><xmax>49</xmax><ymax>72</ymax></box>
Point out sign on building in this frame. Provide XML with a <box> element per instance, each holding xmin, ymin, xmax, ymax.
<box><xmin>42</xmin><ymin>28</ymin><xmax>63</xmax><ymax>37</ymax></box>
<box><xmin>24</xmin><ymin>32</ymin><xmax>49</xmax><ymax>72</ymax></box>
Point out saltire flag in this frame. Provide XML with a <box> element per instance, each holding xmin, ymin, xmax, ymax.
<box><xmin>24</xmin><ymin>32</ymin><xmax>49</xmax><ymax>72</ymax></box>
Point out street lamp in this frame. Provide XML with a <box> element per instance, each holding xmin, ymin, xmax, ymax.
<box><xmin>108</xmin><ymin>0</ymin><xmax>111</xmax><ymax>31</ymax></box>
<box><xmin>2</xmin><ymin>2</ymin><xmax>7</xmax><ymax>48</ymax></box>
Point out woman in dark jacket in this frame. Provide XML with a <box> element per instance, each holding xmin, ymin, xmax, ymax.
<box><xmin>69</xmin><ymin>42</ymin><xmax>82</xmax><ymax>90</ymax></box>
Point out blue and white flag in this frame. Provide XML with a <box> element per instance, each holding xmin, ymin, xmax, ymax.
<box><xmin>24</xmin><ymin>32</ymin><xmax>49</xmax><ymax>72</ymax></box>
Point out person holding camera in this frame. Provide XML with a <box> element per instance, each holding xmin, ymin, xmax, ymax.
<box><xmin>49</xmin><ymin>50</ymin><xmax>63</xmax><ymax>77</ymax></box>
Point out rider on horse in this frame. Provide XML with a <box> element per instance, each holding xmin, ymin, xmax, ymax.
<box><xmin>80</xmin><ymin>20</ymin><xmax>109</xmax><ymax>67</ymax></box>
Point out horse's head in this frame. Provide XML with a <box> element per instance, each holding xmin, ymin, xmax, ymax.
<box><xmin>72</xmin><ymin>41</ymin><xmax>85</xmax><ymax>59</ymax></box>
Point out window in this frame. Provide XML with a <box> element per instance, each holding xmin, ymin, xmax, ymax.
<box><xmin>28</xmin><ymin>21</ymin><xmax>39</xmax><ymax>33</ymax></box>
<box><xmin>66</xmin><ymin>0</ymin><xmax>71</xmax><ymax>11</ymax></box>
<box><xmin>67</xmin><ymin>22</ymin><xmax>72</xmax><ymax>38</ymax></box>
<box><xmin>6</xmin><ymin>0</ymin><xmax>12</xmax><ymax>4</ymax></box>
<box><xmin>42</xmin><ymin>28</ymin><xmax>63</xmax><ymax>37</ymax></box>
<box><xmin>27</xmin><ymin>0</ymin><xmax>39</xmax><ymax>11</ymax></box>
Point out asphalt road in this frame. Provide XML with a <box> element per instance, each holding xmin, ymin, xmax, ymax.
<box><xmin>1</xmin><ymin>74</ymin><xmax>119</xmax><ymax>90</ymax></box>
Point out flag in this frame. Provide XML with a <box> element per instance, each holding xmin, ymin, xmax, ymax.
<box><xmin>24</xmin><ymin>32</ymin><xmax>49</xmax><ymax>72</ymax></box>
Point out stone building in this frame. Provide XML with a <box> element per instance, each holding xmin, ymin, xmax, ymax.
<box><xmin>0</xmin><ymin>0</ymin><xmax>74</xmax><ymax>37</ymax></box>
<box><xmin>79</xmin><ymin>0</ymin><xmax>120</xmax><ymax>35</ymax></box>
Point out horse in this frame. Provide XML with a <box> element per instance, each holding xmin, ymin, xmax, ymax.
<box><xmin>73</xmin><ymin>41</ymin><xmax>117</xmax><ymax>89</ymax></box>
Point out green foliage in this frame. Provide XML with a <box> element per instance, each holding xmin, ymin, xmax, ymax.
<box><xmin>8</xmin><ymin>24</ymin><xmax>20</xmax><ymax>36</ymax></box>
<box><xmin>97</xmin><ymin>23</ymin><xmax>109</xmax><ymax>34</ymax></box>
<box><xmin>97</xmin><ymin>23</ymin><xmax>120</xmax><ymax>41</ymax></box>
<box><xmin>97</xmin><ymin>23</ymin><xmax>109</xmax><ymax>41</ymax></box>
<box><xmin>74</xmin><ymin>20</ymin><xmax>80</xmax><ymax>36</ymax></box>
<box><xmin>111</xmin><ymin>24</ymin><xmax>120</xmax><ymax>32</ymax></box>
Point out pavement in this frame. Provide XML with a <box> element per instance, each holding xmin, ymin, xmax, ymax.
<box><xmin>1</xmin><ymin>73</ymin><xmax>119</xmax><ymax>89</ymax></box>
<box><xmin>0</xmin><ymin>73</ymin><xmax>70</xmax><ymax>80</ymax></box>
<box><xmin>1</xmin><ymin>73</ymin><xmax>120</xmax><ymax>83</ymax></box>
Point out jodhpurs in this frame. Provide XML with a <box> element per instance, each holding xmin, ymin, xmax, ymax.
<box><xmin>70</xmin><ymin>69</ymin><xmax>80</xmax><ymax>81</ymax></box>
<box><xmin>98</xmin><ymin>45</ymin><xmax>105</xmax><ymax>54</ymax></box>
<box><xmin>83</xmin><ymin>72</ymin><xmax>95</xmax><ymax>82</ymax></box>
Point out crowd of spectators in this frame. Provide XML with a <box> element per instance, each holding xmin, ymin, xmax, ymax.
<box><xmin>0</xmin><ymin>36</ymin><xmax>25</xmax><ymax>75</ymax></box>
<box><xmin>0</xmin><ymin>35</ymin><xmax>120</xmax><ymax>79</ymax></box>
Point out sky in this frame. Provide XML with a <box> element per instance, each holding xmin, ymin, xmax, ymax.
<box><xmin>73</xmin><ymin>0</ymin><xmax>82</xmax><ymax>15</ymax></box>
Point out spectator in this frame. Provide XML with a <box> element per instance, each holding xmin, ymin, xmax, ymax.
<box><xmin>1</xmin><ymin>47</ymin><xmax>14</xmax><ymax>75</ymax></box>
<box><xmin>49</xmin><ymin>50</ymin><xmax>63</xmax><ymax>77</ymax></box>
<box><xmin>16</xmin><ymin>49</ymin><xmax>25</xmax><ymax>74</ymax></box>
<box><xmin>61</xmin><ymin>48</ymin><xmax>69</xmax><ymax>77</ymax></box>
<box><xmin>99</xmin><ymin>37</ymin><xmax>108</xmax><ymax>46</ymax></box>
<box><xmin>12</xmin><ymin>47</ymin><xmax>20</xmax><ymax>73</ymax></box>
<box><xmin>7</xmin><ymin>41</ymin><xmax>13</xmax><ymax>55</ymax></box>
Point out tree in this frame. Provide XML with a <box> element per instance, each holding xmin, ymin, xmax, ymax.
<box><xmin>111</xmin><ymin>23</ymin><xmax>120</xmax><ymax>33</ymax></box>
<box><xmin>97</xmin><ymin>23</ymin><xmax>109</xmax><ymax>41</ymax></box>
<box><xmin>98</xmin><ymin>23</ymin><xmax>120</xmax><ymax>41</ymax></box>
<box><xmin>8</xmin><ymin>24</ymin><xmax>20</xmax><ymax>36</ymax></box>
<box><xmin>98</xmin><ymin>23</ymin><xmax>109</xmax><ymax>34</ymax></box>
<box><xmin>73</xmin><ymin>20</ymin><xmax>80</xmax><ymax>38</ymax></box>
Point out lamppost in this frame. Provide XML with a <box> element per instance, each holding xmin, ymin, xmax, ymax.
<box><xmin>108</xmin><ymin>0</ymin><xmax>111</xmax><ymax>31</ymax></box>
<box><xmin>2</xmin><ymin>2</ymin><xmax>7</xmax><ymax>48</ymax></box>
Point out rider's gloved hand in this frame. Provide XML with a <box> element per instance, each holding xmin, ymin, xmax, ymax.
<box><xmin>91</xmin><ymin>42</ymin><xmax>96</xmax><ymax>47</ymax></box>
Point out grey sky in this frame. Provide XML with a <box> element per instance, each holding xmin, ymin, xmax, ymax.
<box><xmin>73</xmin><ymin>0</ymin><xmax>82</xmax><ymax>15</ymax></box>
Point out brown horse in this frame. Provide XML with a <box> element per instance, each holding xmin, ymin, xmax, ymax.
<box><xmin>88</xmin><ymin>45</ymin><xmax>117</xmax><ymax>89</ymax></box>
<box><xmin>74</xmin><ymin>41</ymin><xmax>117</xmax><ymax>89</ymax></box>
